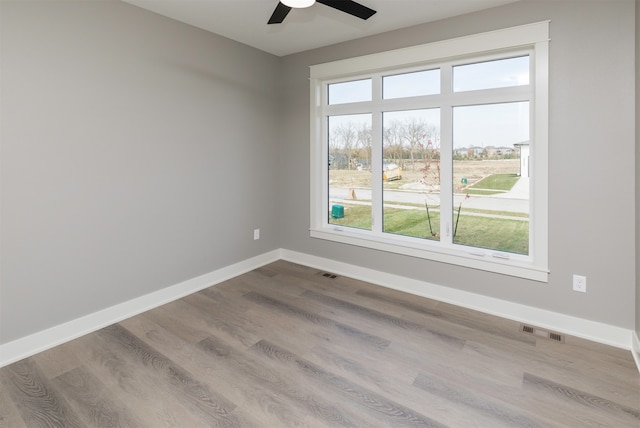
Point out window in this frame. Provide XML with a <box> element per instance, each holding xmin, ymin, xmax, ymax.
<box><xmin>310</xmin><ymin>22</ymin><xmax>549</xmax><ymax>281</ymax></box>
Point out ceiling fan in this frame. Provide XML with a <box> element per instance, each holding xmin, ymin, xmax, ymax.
<box><xmin>268</xmin><ymin>0</ymin><xmax>377</xmax><ymax>25</ymax></box>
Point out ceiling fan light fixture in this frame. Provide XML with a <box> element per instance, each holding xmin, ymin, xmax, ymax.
<box><xmin>281</xmin><ymin>0</ymin><xmax>315</xmax><ymax>8</ymax></box>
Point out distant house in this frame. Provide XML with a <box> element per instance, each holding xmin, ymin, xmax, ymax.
<box><xmin>485</xmin><ymin>146</ymin><xmax>498</xmax><ymax>156</ymax></box>
<box><xmin>453</xmin><ymin>147</ymin><xmax>469</xmax><ymax>157</ymax></box>
<box><xmin>514</xmin><ymin>142</ymin><xmax>530</xmax><ymax>177</ymax></box>
<box><xmin>497</xmin><ymin>146</ymin><xmax>514</xmax><ymax>156</ymax></box>
<box><xmin>453</xmin><ymin>146</ymin><xmax>484</xmax><ymax>158</ymax></box>
<box><xmin>469</xmin><ymin>146</ymin><xmax>484</xmax><ymax>157</ymax></box>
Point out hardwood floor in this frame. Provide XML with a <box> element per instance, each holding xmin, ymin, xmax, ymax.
<box><xmin>1</xmin><ymin>260</ymin><xmax>639</xmax><ymax>427</ymax></box>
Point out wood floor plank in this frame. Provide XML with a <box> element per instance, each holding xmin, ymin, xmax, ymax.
<box><xmin>522</xmin><ymin>372</ymin><xmax>640</xmax><ymax>426</ymax></box>
<box><xmin>304</xmin><ymin>344</ymin><xmax>511</xmax><ymax>427</ymax></box>
<box><xmin>412</xmin><ymin>372</ymin><xmax>545</xmax><ymax>428</ymax></box>
<box><xmin>455</xmin><ymin>340</ymin><xmax>640</xmax><ymax>427</ymax></box>
<box><xmin>242</xmin><ymin>291</ymin><xmax>392</xmax><ymax>351</ymax></box>
<box><xmin>146</xmin><ymin>295</ymin><xmax>260</xmax><ymax>349</ymax></box>
<box><xmin>250</xmin><ymin>339</ymin><xmax>448</xmax><ymax>428</ymax></box>
<box><xmin>30</xmin><ymin>343</ymin><xmax>83</xmax><ymax>380</ymax></box>
<box><xmin>254</xmin><ymin>266</ymin><xmax>362</xmax><ymax>297</ymax></box>
<box><xmin>1</xmin><ymin>260</ymin><xmax>638</xmax><ymax>427</ymax></box>
<box><xmin>52</xmin><ymin>366</ymin><xmax>143</xmax><ymax>427</ymax></box>
<box><xmin>196</xmin><ymin>284</ymin><xmax>353</xmax><ymax>356</ymax></box>
<box><xmin>96</xmin><ymin>324</ymin><xmax>244</xmax><ymax>427</ymax></box>
<box><xmin>196</xmin><ymin>335</ymin><xmax>376</xmax><ymax>428</ymax></box>
<box><xmin>141</xmin><ymin>301</ymin><xmax>214</xmax><ymax>344</ymax></box>
<box><xmin>0</xmin><ymin>379</ymin><xmax>27</xmax><ymax>428</ymax></box>
<box><xmin>183</xmin><ymin>292</ymin><xmax>265</xmax><ymax>346</ymax></box>
<box><xmin>462</xmin><ymin>335</ymin><xmax>640</xmax><ymax>409</ymax></box>
<box><xmin>0</xmin><ymin>358</ymin><xmax>85</xmax><ymax>427</ymax></box>
<box><xmin>354</xmin><ymin>286</ymin><xmax>536</xmax><ymax>346</ymax></box>
<box><xmin>534</xmin><ymin>336</ymin><xmax>640</xmax><ymax>390</ymax></box>
<box><xmin>301</xmin><ymin>289</ymin><xmax>467</xmax><ymax>350</ymax></box>
<box><xmin>137</xmin><ymin>302</ymin><xmax>382</xmax><ymax>427</ymax></box>
<box><xmin>121</xmin><ymin>313</ymin><xmax>326</xmax><ymax>427</ymax></box>
<box><xmin>265</xmin><ymin>267</ymin><xmax>535</xmax><ymax>354</ymax></box>
<box><xmin>68</xmin><ymin>333</ymin><xmax>213</xmax><ymax>427</ymax></box>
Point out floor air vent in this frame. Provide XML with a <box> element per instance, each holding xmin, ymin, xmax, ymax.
<box><xmin>549</xmin><ymin>332</ymin><xmax>563</xmax><ymax>342</ymax></box>
<box><xmin>520</xmin><ymin>324</ymin><xmax>565</xmax><ymax>343</ymax></box>
<box><xmin>321</xmin><ymin>272</ymin><xmax>338</xmax><ymax>279</ymax></box>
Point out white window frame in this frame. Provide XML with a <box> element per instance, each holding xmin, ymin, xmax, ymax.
<box><xmin>309</xmin><ymin>22</ymin><xmax>549</xmax><ymax>282</ymax></box>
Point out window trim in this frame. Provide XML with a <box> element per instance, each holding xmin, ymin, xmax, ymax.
<box><xmin>309</xmin><ymin>22</ymin><xmax>550</xmax><ymax>282</ymax></box>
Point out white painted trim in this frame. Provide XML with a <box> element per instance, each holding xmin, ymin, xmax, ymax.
<box><xmin>280</xmin><ymin>249</ymin><xmax>633</xmax><ymax>350</ymax></box>
<box><xmin>1</xmin><ymin>247</ymin><xmax>633</xmax><ymax>368</ymax></box>
<box><xmin>632</xmin><ymin>331</ymin><xmax>640</xmax><ymax>374</ymax></box>
<box><xmin>309</xmin><ymin>229</ymin><xmax>548</xmax><ymax>282</ymax></box>
<box><xmin>0</xmin><ymin>250</ymin><xmax>281</xmax><ymax>368</ymax></box>
<box><xmin>310</xmin><ymin>21</ymin><xmax>550</xmax><ymax>79</ymax></box>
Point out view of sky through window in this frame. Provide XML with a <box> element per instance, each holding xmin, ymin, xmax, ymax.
<box><xmin>326</xmin><ymin>57</ymin><xmax>529</xmax><ymax>147</ymax></box>
<box><xmin>453</xmin><ymin>102</ymin><xmax>529</xmax><ymax>149</ymax></box>
<box><xmin>453</xmin><ymin>56</ymin><xmax>530</xmax><ymax>91</ymax></box>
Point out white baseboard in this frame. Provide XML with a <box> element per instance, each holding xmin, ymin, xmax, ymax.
<box><xmin>280</xmin><ymin>249</ymin><xmax>634</xmax><ymax>351</ymax></box>
<box><xmin>1</xmin><ymin>247</ymin><xmax>635</xmax><ymax>369</ymax></box>
<box><xmin>0</xmin><ymin>250</ymin><xmax>281</xmax><ymax>368</ymax></box>
<box><xmin>632</xmin><ymin>332</ymin><xmax>640</xmax><ymax>375</ymax></box>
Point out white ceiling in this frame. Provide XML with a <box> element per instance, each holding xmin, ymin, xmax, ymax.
<box><xmin>121</xmin><ymin>0</ymin><xmax>519</xmax><ymax>57</ymax></box>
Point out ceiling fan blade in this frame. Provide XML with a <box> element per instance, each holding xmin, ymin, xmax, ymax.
<box><xmin>316</xmin><ymin>0</ymin><xmax>376</xmax><ymax>20</ymax></box>
<box><xmin>268</xmin><ymin>2</ymin><xmax>292</xmax><ymax>24</ymax></box>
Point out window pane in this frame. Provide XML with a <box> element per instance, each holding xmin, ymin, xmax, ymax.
<box><xmin>453</xmin><ymin>56</ymin><xmax>529</xmax><ymax>92</ymax></box>
<box><xmin>383</xmin><ymin>69</ymin><xmax>440</xmax><ymax>99</ymax></box>
<box><xmin>383</xmin><ymin>109</ymin><xmax>441</xmax><ymax>241</ymax></box>
<box><xmin>328</xmin><ymin>79</ymin><xmax>372</xmax><ymax>105</ymax></box>
<box><xmin>328</xmin><ymin>114</ymin><xmax>372</xmax><ymax>230</ymax></box>
<box><xmin>452</xmin><ymin>102</ymin><xmax>529</xmax><ymax>254</ymax></box>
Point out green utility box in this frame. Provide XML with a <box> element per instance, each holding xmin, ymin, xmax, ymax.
<box><xmin>331</xmin><ymin>204</ymin><xmax>344</xmax><ymax>219</ymax></box>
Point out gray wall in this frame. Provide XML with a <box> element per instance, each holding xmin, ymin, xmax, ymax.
<box><xmin>0</xmin><ymin>1</ymin><xmax>281</xmax><ymax>344</ymax></box>
<box><xmin>1</xmin><ymin>0</ymin><xmax>637</xmax><ymax>347</ymax></box>
<box><xmin>280</xmin><ymin>0</ymin><xmax>638</xmax><ymax>329</ymax></box>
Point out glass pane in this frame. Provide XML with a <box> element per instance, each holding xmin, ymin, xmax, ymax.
<box><xmin>382</xmin><ymin>109</ymin><xmax>441</xmax><ymax>241</ymax></box>
<box><xmin>328</xmin><ymin>79</ymin><xmax>372</xmax><ymax>105</ymax></box>
<box><xmin>453</xmin><ymin>56</ymin><xmax>529</xmax><ymax>92</ymax></box>
<box><xmin>452</xmin><ymin>102</ymin><xmax>529</xmax><ymax>254</ymax></box>
<box><xmin>328</xmin><ymin>114</ymin><xmax>372</xmax><ymax>230</ymax></box>
<box><xmin>383</xmin><ymin>69</ymin><xmax>440</xmax><ymax>99</ymax></box>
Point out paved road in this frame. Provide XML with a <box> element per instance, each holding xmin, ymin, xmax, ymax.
<box><xmin>330</xmin><ymin>177</ymin><xmax>529</xmax><ymax>214</ymax></box>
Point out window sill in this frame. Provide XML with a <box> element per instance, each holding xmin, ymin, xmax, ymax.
<box><xmin>310</xmin><ymin>227</ymin><xmax>549</xmax><ymax>282</ymax></box>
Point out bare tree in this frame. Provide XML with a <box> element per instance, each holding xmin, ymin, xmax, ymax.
<box><xmin>330</xmin><ymin>122</ymin><xmax>358</xmax><ymax>170</ymax></box>
<box><xmin>420</xmin><ymin>144</ymin><xmax>440</xmax><ymax>188</ymax></box>
<box><xmin>403</xmin><ymin>117</ymin><xmax>428</xmax><ymax>170</ymax></box>
<box><xmin>383</xmin><ymin>120</ymin><xmax>404</xmax><ymax>165</ymax></box>
<box><xmin>420</xmin><ymin>123</ymin><xmax>441</xmax><ymax>188</ymax></box>
<box><xmin>356</xmin><ymin>123</ymin><xmax>372</xmax><ymax>168</ymax></box>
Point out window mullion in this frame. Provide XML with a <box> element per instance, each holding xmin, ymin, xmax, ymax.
<box><xmin>440</xmin><ymin>65</ymin><xmax>454</xmax><ymax>245</ymax></box>
<box><xmin>371</xmin><ymin>75</ymin><xmax>383</xmax><ymax>234</ymax></box>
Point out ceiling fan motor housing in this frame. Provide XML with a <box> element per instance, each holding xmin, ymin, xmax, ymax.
<box><xmin>268</xmin><ymin>0</ymin><xmax>376</xmax><ymax>25</ymax></box>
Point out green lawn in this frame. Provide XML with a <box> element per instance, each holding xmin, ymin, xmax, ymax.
<box><xmin>330</xmin><ymin>204</ymin><xmax>528</xmax><ymax>254</ymax></box>
<box><xmin>453</xmin><ymin>214</ymin><xmax>529</xmax><ymax>254</ymax></box>
<box><xmin>467</xmin><ymin>173</ymin><xmax>520</xmax><ymax>195</ymax></box>
<box><xmin>384</xmin><ymin>208</ymin><xmax>441</xmax><ymax>241</ymax></box>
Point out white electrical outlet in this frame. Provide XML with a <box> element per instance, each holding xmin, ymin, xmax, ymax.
<box><xmin>253</xmin><ymin>229</ymin><xmax>260</xmax><ymax>240</ymax></box>
<box><xmin>572</xmin><ymin>274</ymin><xmax>586</xmax><ymax>293</ymax></box>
